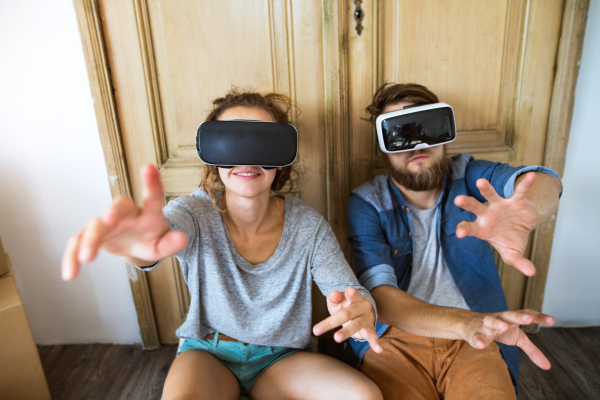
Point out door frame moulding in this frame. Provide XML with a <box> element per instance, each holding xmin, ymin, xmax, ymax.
<box><xmin>322</xmin><ymin>0</ymin><xmax>352</xmax><ymax>258</ymax></box>
<box><xmin>523</xmin><ymin>0</ymin><xmax>590</xmax><ymax>333</ymax></box>
<box><xmin>73</xmin><ymin>0</ymin><xmax>160</xmax><ymax>350</ymax></box>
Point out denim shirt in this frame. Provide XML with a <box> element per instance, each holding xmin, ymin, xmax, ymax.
<box><xmin>346</xmin><ymin>153</ymin><xmax>560</xmax><ymax>388</ymax></box>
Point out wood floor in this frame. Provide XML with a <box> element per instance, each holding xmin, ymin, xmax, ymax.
<box><xmin>38</xmin><ymin>327</ymin><xmax>600</xmax><ymax>400</ymax></box>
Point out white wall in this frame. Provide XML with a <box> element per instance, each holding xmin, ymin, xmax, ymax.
<box><xmin>0</xmin><ymin>1</ymin><xmax>141</xmax><ymax>343</ymax></box>
<box><xmin>0</xmin><ymin>0</ymin><xmax>597</xmax><ymax>345</ymax></box>
<box><xmin>542</xmin><ymin>0</ymin><xmax>600</xmax><ymax>327</ymax></box>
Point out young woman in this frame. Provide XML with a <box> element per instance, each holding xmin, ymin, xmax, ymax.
<box><xmin>62</xmin><ymin>90</ymin><xmax>383</xmax><ymax>400</ymax></box>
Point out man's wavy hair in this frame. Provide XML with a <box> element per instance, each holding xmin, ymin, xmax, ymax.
<box><xmin>199</xmin><ymin>88</ymin><xmax>298</xmax><ymax>211</ymax></box>
<box><xmin>366</xmin><ymin>83</ymin><xmax>439</xmax><ymax>124</ymax></box>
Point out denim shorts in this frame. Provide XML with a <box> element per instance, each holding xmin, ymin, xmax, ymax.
<box><xmin>178</xmin><ymin>332</ymin><xmax>302</xmax><ymax>394</ymax></box>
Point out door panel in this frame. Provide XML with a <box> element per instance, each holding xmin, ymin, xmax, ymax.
<box><xmin>76</xmin><ymin>0</ymin><xmax>580</xmax><ymax>345</ymax></box>
<box><xmin>347</xmin><ymin>0</ymin><xmax>564</xmax><ymax>310</ymax></box>
<box><xmin>99</xmin><ymin>0</ymin><xmax>330</xmax><ymax>342</ymax></box>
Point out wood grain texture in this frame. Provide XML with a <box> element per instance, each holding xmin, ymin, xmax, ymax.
<box><xmin>346</xmin><ymin>0</ymin><xmax>570</xmax><ymax>313</ymax></box>
<box><xmin>518</xmin><ymin>327</ymin><xmax>600</xmax><ymax>399</ymax></box>
<box><xmin>37</xmin><ymin>328</ymin><xmax>599</xmax><ymax>399</ymax></box>
<box><xmin>72</xmin><ymin>0</ymin><xmax>160</xmax><ymax>350</ymax></box>
<box><xmin>38</xmin><ymin>344</ymin><xmax>176</xmax><ymax>400</ymax></box>
<box><xmin>93</xmin><ymin>0</ymin><xmax>333</xmax><ymax>341</ymax></box>
<box><xmin>522</xmin><ymin>0</ymin><xmax>590</xmax><ymax>334</ymax></box>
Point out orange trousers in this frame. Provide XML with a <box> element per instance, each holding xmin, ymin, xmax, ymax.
<box><xmin>361</xmin><ymin>327</ymin><xmax>516</xmax><ymax>400</ymax></box>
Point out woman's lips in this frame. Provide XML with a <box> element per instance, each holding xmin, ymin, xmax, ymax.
<box><xmin>232</xmin><ymin>170</ymin><xmax>261</xmax><ymax>180</ymax></box>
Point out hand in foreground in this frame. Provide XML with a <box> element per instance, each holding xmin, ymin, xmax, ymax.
<box><xmin>312</xmin><ymin>287</ymin><xmax>382</xmax><ymax>354</ymax></box>
<box><xmin>463</xmin><ymin>309</ymin><xmax>555</xmax><ymax>370</ymax></box>
<box><xmin>61</xmin><ymin>164</ymin><xmax>187</xmax><ymax>281</ymax></box>
<box><xmin>454</xmin><ymin>173</ymin><xmax>540</xmax><ymax>276</ymax></box>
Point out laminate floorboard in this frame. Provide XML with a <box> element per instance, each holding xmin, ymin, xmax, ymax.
<box><xmin>518</xmin><ymin>327</ymin><xmax>600</xmax><ymax>400</ymax></box>
<box><xmin>38</xmin><ymin>344</ymin><xmax>177</xmax><ymax>400</ymax></box>
<box><xmin>38</xmin><ymin>327</ymin><xmax>599</xmax><ymax>400</ymax></box>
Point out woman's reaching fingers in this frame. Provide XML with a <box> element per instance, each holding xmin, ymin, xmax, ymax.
<box><xmin>362</xmin><ymin>327</ymin><xmax>383</xmax><ymax>354</ymax></box>
<box><xmin>141</xmin><ymin>164</ymin><xmax>166</xmax><ymax>215</ymax></box>
<box><xmin>101</xmin><ymin>195</ymin><xmax>139</xmax><ymax>226</ymax></box>
<box><xmin>78</xmin><ymin>218</ymin><xmax>112</xmax><ymax>264</ymax></box>
<box><xmin>155</xmin><ymin>230</ymin><xmax>188</xmax><ymax>260</ymax></box>
<box><xmin>62</xmin><ymin>231</ymin><xmax>83</xmax><ymax>281</ymax></box>
<box><xmin>312</xmin><ymin>305</ymin><xmax>362</xmax><ymax>336</ymax></box>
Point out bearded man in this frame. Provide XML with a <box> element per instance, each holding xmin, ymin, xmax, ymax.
<box><xmin>345</xmin><ymin>83</ymin><xmax>563</xmax><ymax>399</ymax></box>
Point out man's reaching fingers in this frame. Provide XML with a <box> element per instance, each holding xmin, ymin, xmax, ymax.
<box><xmin>454</xmin><ymin>195</ymin><xmax>487</xmax><ymax>216</ymax></box>
<box><xmin>513</xmin><ymin>172</ymin><xmax>536</xmax><ymax>199</ymax></box>
<box><xmin>502</xmin><ymin>251</ymin><xmax>536</xmax><ymax>276</ymax></box>
<box><xmin>456</xmin><ymin>220</ymin><xmax>481</xmax><ymax>239</ymax></box>
<box><xmin>471</xmin><ymin>333</ymin><xmax>492</xmax><ymax>350</ymax></box>
<box><xmin>494</xmin><ymin>310</ymin><xmax>534</xmax><ymax>326</ymax></box>
<box><xmin>483</xmin><ymin>315</ymin><xmax>508</xmax><ymax>331</ymax></box>
<box><xmin>476</xmin><ymin>179</ymin><xmax>502</xmax><ymax>204</ymax></box>
<box><xmin>516</xmin><ymin>331</ymin><xmax>551</xmax><ymax>370</ymax></box>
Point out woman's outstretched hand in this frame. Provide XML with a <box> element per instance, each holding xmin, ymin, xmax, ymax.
<box><xmin>312</xmin><ymin>287</ymin><xmax>383</xmax><ymax>354</ymax></box>
<box><xmin>61</xmin><ymin>164</ymin><xmax>187</xmax><ymax>281</ymax></box>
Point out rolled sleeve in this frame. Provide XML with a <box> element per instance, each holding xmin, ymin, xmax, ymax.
<box><xmin>348</xmin><ymin>194</ymin><xmax>397</xmax><ymax>291</ymax></box>
<box><xmin>465</xmin><ymin>159</ymin><xmax>561</xmax><ymax>201</ymax></box>
<box><xmin>502</xmin><ymin>166</ymin><xmax>561</xmax><ymax>198</ymax></box>
<box><xmin>358</xmin><ymin>264</ymin><xmax>399</xmax><ymax>291</ymax></box>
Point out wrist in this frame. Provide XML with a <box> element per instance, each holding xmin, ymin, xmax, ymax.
<box><xmin>453</xmin><ymin>309</ymin><xmax>479</xmax><ymax>341</ymax></box>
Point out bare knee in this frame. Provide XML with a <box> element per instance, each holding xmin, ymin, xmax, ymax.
<box><xmin>163</xmin><ymin>391</ymin><xmax>202</xmax><ymax>400</ymax></box>
<box><xmin>343</xmin><ymin>378</ymin><xmax>383</xmax><ymax>400</ymax></box>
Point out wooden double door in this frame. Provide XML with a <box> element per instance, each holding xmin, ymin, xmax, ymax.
<box><xmin>75</xmin><ymin>0</ymin><xmax>587</xmax><ymax>347</ymax></box>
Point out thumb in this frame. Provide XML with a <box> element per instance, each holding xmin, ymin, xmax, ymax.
<box><xmin>327</xmin><ymin>290</ymin><xmax>344</xmax><ymax>313</ymax></box>
<box><xmin>344</xmin><ymin>286</ymin><xmax>358</xmax><ymax>307</ymax></box>
<box><xmin>155</xmin><ymin>231</ymin><xmax>188</xmax><ymax>259</ymax></box>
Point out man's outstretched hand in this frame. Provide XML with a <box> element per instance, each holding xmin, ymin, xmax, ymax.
<box><xmin>454</xmin><ymin>173</ymin><xmax>540</xmax><ymax>276</ymax></box>
<box><xmin>462</xmin><ymin>309</ymin><xmax>556</xmax><ymax>370</ymax></box>
<box><xmin>313</xmin><ymin>287</ymin><xmax>383</xmax><ymax>354</ymax></box>
<box><xmin>61</xmin><ymin>164</ymin><xmax>187</xmax><ymax>281</ymax></box>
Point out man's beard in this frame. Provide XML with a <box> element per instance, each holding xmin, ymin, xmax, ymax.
<box><xmin>385</xmin><ymin>151</ymin><xmax>448</xmax><ymax>192</ymax></box>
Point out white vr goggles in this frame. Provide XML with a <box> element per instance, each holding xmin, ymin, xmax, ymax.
<box><xmin>375</xmin><ymin>103</ymin><xmax>457</xmax><ymax>153</ymax></box>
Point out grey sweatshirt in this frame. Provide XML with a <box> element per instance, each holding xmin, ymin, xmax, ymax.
<box><xmin>139</xmin><ymin>189</ymin><xmax>376</xmax><ymax>349</ymax></box>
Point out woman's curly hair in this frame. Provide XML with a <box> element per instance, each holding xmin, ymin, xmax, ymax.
<box><xmin>199</xmin><ymin>88</ymin><xmax>298</xmax><ymax>211</ymax></box>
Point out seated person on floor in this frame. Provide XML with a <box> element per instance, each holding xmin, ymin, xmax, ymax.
<box><xmin>346</xmin><ymin>83</ymin><xmax>563</xmax><ymax>399</ymax></box>
<box><xmin>61</xmin><ymin>89</ymin><xmax>384</xmax><ymax>400</ymax></box>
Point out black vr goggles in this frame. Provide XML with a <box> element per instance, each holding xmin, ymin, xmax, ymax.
<box><xmin>196</xmin><ymin>120</ymin><xmax>298</xmax><ymax>169</ymax></box>
<box><xmin>376</xmin><ymin>103</ymin><xmax>457</xmax><ymax>153</ymax></box>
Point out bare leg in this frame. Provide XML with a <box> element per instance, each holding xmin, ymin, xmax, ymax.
<box><xmin>248</xmin><ymin>351</ymin><xmax>382</xmax><ymax>400</ymax></box>
<box><xmin>162</xmin><ymin>349</ymin><xmax>240</xmax><ymax>400</ymax></box>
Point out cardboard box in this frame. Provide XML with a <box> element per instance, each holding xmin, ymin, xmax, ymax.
<box><xmin>0</xmin><ymin>236</ymin><xmax>9</xmax><ymax>278</ymax></box>
<box><xmin>0</xmin><ymin>271</ymin><xmax>51</xmax><ymax>399</ymax></box>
